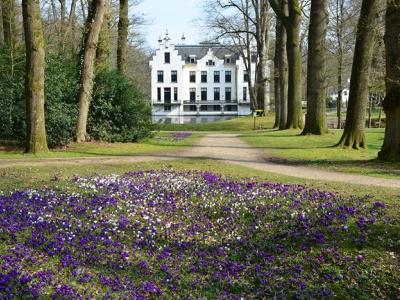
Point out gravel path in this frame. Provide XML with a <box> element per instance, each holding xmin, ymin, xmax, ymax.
<box><xmin>1</xmin><ymin>133</ymin><xmax>399</xmax><ymax>188</ymax></box>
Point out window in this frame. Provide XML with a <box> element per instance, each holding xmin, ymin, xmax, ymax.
<box><xmin>225</xmin><ymin>57</ymin><xmax>231</xmax><ymax>63</ymax></box>
<box><xmin>190</xmin><ymin>105</ymin><xmax>196</xmax><ymax>111</ymax></box>
<box><xmin>164</xmin><ymin>88</ymin><xmax>171</xmax><ymax>103</ymax></box>
<box><xmin>243</xmin><ymin>71</ymin><xmax>249</xmax><ymax>82</ymax></box>
<box><xmin>201</xmin><ymin>71</ymin><xmax>207</xmax><ymax>83</ymax></box>
<box><xmin>243</xmin><ymin>87</ymin><xmax>247</xmax><ymax>101</ymax></box>
<box><xmin>190</xmin><ymin>71</ymin><xmax>196</xmax><ymax>83</ymax></box>
<box><xmin>214</xmin><ymin>105</ymin><xmax>221</xmax><ymax>111</ymax></box>
<box><xmin>157</xmin><ymin>88</ymin><xmax>161</xmax><ymax>101</ymax></box>
<box><xmin>190</xmin><ymin>88</ymin><xmax>196</xmax><ymax>102</ymax></box>
<box><xmin>164</xmin><ymin>52</ymin><xmax>170</xmax><ymax>63</ymax></box>
<box><xmin>171</xmin><ymin>70</ymin><xmax>177</xmax><ymax>82</ymax></box>
<box><xmin>225</xmin><ymin>71</ymin><xmax>231</xmax><ymax>83</ymax></box>
<box><xmin>206</xmin><ymin>59</ymin><xmax>214</xmax><ymax>66</ymax></box>
<box><xmin>214</xmin><ymin>71</ymin><xmax>220</xmax><ymax>83</ymax></box>
<box><xmin>214</xmin><ymin>88</ymin><xmax>220</xmax><ymax>101</ymax></box>
<box><xmin>164</xmin><ymin>105</ymin><xmax>171</xmax><ymax>111</ymax></box>
<box><xmin>157</xmin><ymin>71</ymin><xmax>164</xmax><ymax>83</ymax></box>
<box><xmin>201</xmin><ymin>105</ymin><xmax>208</xmax><ymax>111</ymax></box>
<box><xmin>174</xmin><ymin>87</ymin><xmax>178</xmax><ymax>101</ymax></box>
<box><xmin>190</xmin><ymin>55</ymin><xmax>196</xmax><ymax>64</ymax></box>
<box><xmin>225</xmin><ymin>87</ymin><xmax>231</xmax><ymax>102</ymax></box>
<box><xmin>201</xmin><ymin>88</ymin><xmax>207</xmax><ymax>101</ymax></box>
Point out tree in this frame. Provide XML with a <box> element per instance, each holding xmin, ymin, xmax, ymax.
<box><xmin>117</xmin><ymin>0</ymin><xmax>128</xmax><ymax>72</ymax></box>
<box><xmin>326</xmin><ymin>0</ymin><xmax>360</xmax><ymax>129</ymax></box>
<box><xmin>378</xmin><ymin>0</ymin><xmax>400</xmax><ymax>161</ymax></box>
<box><xmin>199</xmin><ymin>0</ymin><xmax>271</xmax><ymax>113</ymax></box>
<box><xmin>22</xmin><ymin>0</ymin><xmax>49</xmax><ymax>154</ymax></box>
<box><xmin>75</xmin><ymin>0</ymin><xmax>107</xmax><ymax>143</ymax></box>
<box><xmin>336</xmin><ymin>0</ymin><xmax>379</xmax><ymax>149</ymax></box>
<box><xmin>2</xmin><ymin>0</ymin><xmax>14</xmax><ymax>45</ymax></box>
<box><xmin>273</xmin><ymin>0</ymin><xmax>288</xmax><ymax>129</ymax></box>
<box><xmin>269</xmin><ymin>0</ymin><xmax>303</xmax><ymax>129</ymax></box>
<box><xmin>301</xmin><ymin>0</ymin><xmax>329</xmax><ymax>135</ymax></box>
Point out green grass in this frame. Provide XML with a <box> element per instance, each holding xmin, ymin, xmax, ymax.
<box><xmin>1</xmin><ymin>116</ymin><xmax>399</xmax><ymax>299</ymax></box>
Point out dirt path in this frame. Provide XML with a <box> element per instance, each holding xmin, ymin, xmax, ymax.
<box><xmin>1</xmin><ymin>133</ymin><xmax>399</xmax><ymax>188</ymax></box>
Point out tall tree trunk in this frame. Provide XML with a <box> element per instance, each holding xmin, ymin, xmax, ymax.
<box><xmin>336</xmin><ymin>0</ymin><xmax>379</xmax><ymax>149</ymax></box>
<box><xmin>378</xmin><ymin>0</ymin><xmax>400</xmax><ymax>161</ymax></box>
<box><xmin>2</xmin><ymin>0</ymin><xmax>14</xmax><ymax>45</ymax></box>
<box><xmin>254</xmin><ymin>0</ymin><xmax>270</xmax><ymax>116</ymax></box>
<box><xmin>279</xmin><ymin>0</ymin><xmax>288</xmax><ymax>130</ymax></box>
<box><xmin>270</xmin><ymin>0</ymin><xmax>303</xmax><ymax>129</ymax></box>
<box><xmin>336</xmin><ymin>0</ymin><xmax>344</xmax><ymax>129</ymax></box>
<box><xmin>273</xmin><ymin>21</ymin><xmax>281</xmax><ymax>128</ymax></box>
<box><xmin>117</xmin><ymin>0</ymin><xmax>128</xmax><ymax>72</ymax></box>
<box><xmin>62</xmin><ymin>0</ymin><xmax>77</xmax><ymax>52</ymax></box>
<box><xmin>75</xmin><ymin>0</ymin><xmax>107</xmax><ymax>142</ymax></box>
<box><xmin>22</xmin><ymin>0</ymin><xmax>49</xmax><ymax>154</ymax></box>
<box><xmin>301</xmin><ymin>0</ymin><xmax>329</xmax><ymax>135</ymax></box>
<box><xmin>96</xmin><ymin>0</ymin><xmax>110</xmax><ymax>71</ymax></box>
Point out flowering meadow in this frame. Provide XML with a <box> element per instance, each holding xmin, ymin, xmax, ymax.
<box><xmin>0</xmin><ymin>169</ymin><xmax>399</xmax><ymax>299</ymax></box>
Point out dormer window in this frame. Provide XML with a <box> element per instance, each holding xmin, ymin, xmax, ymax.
<box><xmin>225</xmin><ymin>54</ymin><xmax>232</xmax><ymax>64</ymax></box>
<box><xmin>189</xmin><ymin>55</ymin><xmax>196</xmax><ymax>64</ymax></box>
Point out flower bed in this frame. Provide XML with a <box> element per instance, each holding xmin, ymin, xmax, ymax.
<box><xmin>0</xmin><ymin>170</ymin><xmax>398</xmax><ymax>299</ymax></box>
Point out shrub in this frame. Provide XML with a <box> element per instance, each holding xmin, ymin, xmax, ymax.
<box><xmin>87</xmin><ymin>70</ymin><xmax>156</xmax><ymax>142</ymax></box>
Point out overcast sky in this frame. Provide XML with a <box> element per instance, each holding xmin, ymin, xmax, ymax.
<box><xmin>137</xmin><ymin>0</ymin><xmax>202</xmax><ymax>49</ymax></box>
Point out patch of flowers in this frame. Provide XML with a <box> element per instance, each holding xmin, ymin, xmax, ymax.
<box><xmin>155</xmin><ymin>132</ymin><xmax>192</xmax><ymax>142</ymax></box>
<box><xmin>0</xmin><ymin>170</ymin><xmax>398</xmax><ymax>299</ymax></box>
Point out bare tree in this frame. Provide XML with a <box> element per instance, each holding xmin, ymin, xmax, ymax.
<box><xmin>378</xmin><ymin>0</ymin><xmax>400</xmax><ymax>161</ymax></box>
<box><xmin>301</xmin><ymin>0</ymin><xmax>329</xmax><ymax>135</ymax></box>
<box><xmin>336</xmin><ymin>0</ymin><xmax>379</xmax><ymax>149</ymax></box>
<box><xmin>22</xmin><ymin>0</ymin><xmax>49</xmax><ymax>154</ymax></box>
<box><xmin>326</xmin><ymin>0</ymin><xmax>359</xmax><ymax>128</ymax></box>
<box><xmin>199</xmin><ymin>0</ymin><xmax>271</xmax><ymax>113</ymax></box>
<box><xmin>270</xmin><ymin>0</ymin><xmax>303</xmax><ymax>129</ymax></box>
<box><xmin>75</xmin><ymin>0</ymin><xmax>107</xmax><ymax>142</ymax></box>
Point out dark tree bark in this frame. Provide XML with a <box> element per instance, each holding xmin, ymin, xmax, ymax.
<box><xmin>75</xmin><ymin>0</ymin><xmax>107</xmax><ymax>142</ymax></box>
<box><xmin>270</xmin><ymin>0</ymin><xmax>303</xmax><ymax>129</ymax></box>
<box><xmin>301</xmin><ymin>0</ymin><xmax>329</xmax><ymax>135</ymax></box>
<box><xmin>117</xmin><ymin>0</ymin><xmax>128</xmax><ymax>72</ymax></box>
<box><xmin>336</xmin><ymin>0</ymin><xmax>379</xmax><ymax>149</ymax></box>
<box><xmin>378</xmin><ymin>0</ymin><xmax>400</xmax><ymax>161</ymax></box>
<box><xmin>2</xmin><ymin>0</ymin><xmax>14</xmax><ymax>45</ymax></box>
<box><xmin>22</xmin><ymin>0</ymin><xmax>49</xmax><ymax>154</ymax></box>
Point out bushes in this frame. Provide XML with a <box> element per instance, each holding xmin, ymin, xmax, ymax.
<box><xmin>87</xmin><ymin>70</ymin><xmax>156</xmax><ymax>142</ymax></box>
<box><xmin>0</xmin><ymin>50</ymin><xmax>156</xmax><ymax>147</ymax></box>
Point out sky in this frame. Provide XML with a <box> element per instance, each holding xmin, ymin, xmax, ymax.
<box><xmin>137</xmin><ymin>0</ymin><xmax>202</xmax><ymax>49</ymax></box>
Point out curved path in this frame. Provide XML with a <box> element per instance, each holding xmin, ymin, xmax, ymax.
<box><xmin>1</xmin><ymin>134</ymin><xmax>399</xmax><ymax>188</ymax></box>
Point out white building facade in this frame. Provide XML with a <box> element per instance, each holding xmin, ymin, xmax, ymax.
<box><xmin>149</xmin><ymin>33</ymin><xmax>254</xmax><ymax>121</ymax></box>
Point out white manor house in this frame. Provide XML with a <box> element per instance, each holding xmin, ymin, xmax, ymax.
<box><xmin>149</xmin><ymin>32</ymin><xmax>255</xmax><ymax>123</ymax></box>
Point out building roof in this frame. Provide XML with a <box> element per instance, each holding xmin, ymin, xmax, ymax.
<box><xmin>174</xmin><ymin>44</ymin><xmax>240</xmax><ymax>63</ymax></box>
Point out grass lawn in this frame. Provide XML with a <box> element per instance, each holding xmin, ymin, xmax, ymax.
<box><xmin>0</xmin><ymin>117</ymin><xmax>399</xmax><ymax>299</ymax></box>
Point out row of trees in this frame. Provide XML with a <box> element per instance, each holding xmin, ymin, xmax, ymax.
<box><xmin>0</xmin><ymin>0</ymin><xmax>155</xmax><ymax>154</ymax></box>
<box><xmin>199</xmin><ymin>0</ymin><xmax>400</xmax><ymax>161</ymax></box>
